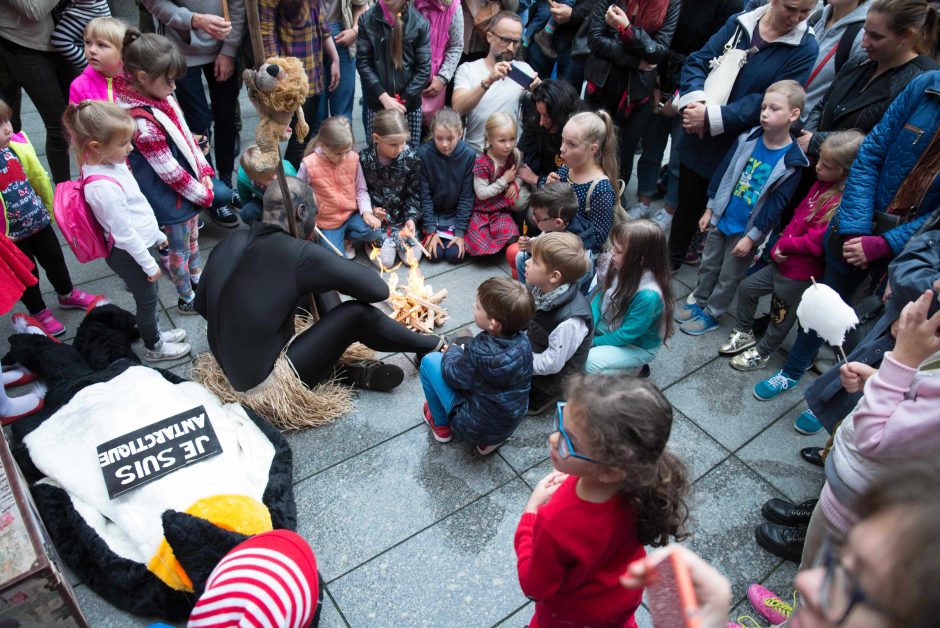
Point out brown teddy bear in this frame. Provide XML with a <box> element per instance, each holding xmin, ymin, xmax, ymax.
<box><xmin>242</xmin><ymin>56</ymin><xmax>309</xmax><ymax>180</ymax></box>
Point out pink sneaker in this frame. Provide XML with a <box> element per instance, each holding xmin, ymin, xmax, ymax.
<box><xmin>423</xmin><ymin>402</ymin><xmax>452</xmax><ymax>443</ymax></box>
<box><xmin>11</xmin><ymin>312</ymin><xmax>62</xmax><ymax>340</ymax></box>
<box><xmin>33</xmin><ymin>310</ymin><xmax>66</xmax><ymax>337</ymax></box>
<box><xmin>747</xmin><ymin>583</ymin><xmax>793</xmax><ymax>625</ymax></box>
<box><xmin>57</xmin><ymin>288</ymin><xmax>101</xmax><ymax>310</ymax></box>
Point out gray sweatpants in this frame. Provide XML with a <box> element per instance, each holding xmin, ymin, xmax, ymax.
<box><xmin>693</xmin><ymin>229</ymin><xmax>753</xmax><ymax>319</ymax></box>
<box><xmin>105</xmin><ymin>247</ymin><xmax>160</xmax><ymax>350</ymax></box>
<box><xmin>733</xmin><ymin>263</ymin><xmax>811</xmax><ymax>356</ymax></box>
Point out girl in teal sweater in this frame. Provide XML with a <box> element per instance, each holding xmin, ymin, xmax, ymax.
<box><xmin>587</xmin><ymin>220</ymin><xmax>674</xmax><ymax>374</ymax></box>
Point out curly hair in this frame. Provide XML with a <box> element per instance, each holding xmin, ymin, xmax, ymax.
<box><xmin>565</xmin><ymin>374</ymin><xmax>689</xmax><ymax>547</ymax></box>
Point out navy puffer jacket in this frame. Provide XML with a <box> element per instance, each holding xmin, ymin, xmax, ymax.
<box><xmin>443</xmin><ymin>331</ymin><xmax>533</xmax><ymax>445</ymax></box>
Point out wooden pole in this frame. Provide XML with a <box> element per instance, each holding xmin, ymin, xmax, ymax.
<box><xmin>221</xmin><ymin>0</ymin><xmax>230</xmax><ymax>22</ymax></box>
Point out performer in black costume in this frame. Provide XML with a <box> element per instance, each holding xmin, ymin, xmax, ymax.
<box><xmin>195</xmin><ymin>177</ymin><xmax>443</xmax><ymax>393</ymax></box>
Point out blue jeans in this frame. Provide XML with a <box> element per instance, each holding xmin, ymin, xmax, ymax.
<box><xmin>319</xmin><ymin>213</ymin><xmax>381</xmax><ymax>253</ymax></box>
<box><xmin>586</xmin><ymin>344</ymin><xmax>659</xmax><ymax>373</ymax></box>
<box><xmin>420</xmin><ymin>352</ymin><xmax>459</xmax><ymax>426</ymax></box>
<box><xmin>173</xmin><ymin>62</ymin><xmax>239</xmax><ymax>185</ymax></box>
<box><xmin>241</xmin><ymin>199</ymin><xmax>263</xmax><ymax>224</ymax></box>
<box><xmin>636</xmin><ymin>112</ymin><xmax>681</xmax><ymax>207</ymax></box>
<box><xmin>781</xmin><ymin>237</ymin><xmax>868</xmax><ymax>380</ymax></box>
<box><xmin>316</xmin><ymin>23</ymin><xmax>357</xmax><ymax>127</ymax></box>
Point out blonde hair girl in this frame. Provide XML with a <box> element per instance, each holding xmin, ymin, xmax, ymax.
<box><xmin>808</xmin><ymin>130</ymin><xmax>866</xmax><ymax>223</ymax></box>
<box><xmin>300</xmin><ymin>116</ymin><xmax>379</xmax><ymax>259</ymax></box>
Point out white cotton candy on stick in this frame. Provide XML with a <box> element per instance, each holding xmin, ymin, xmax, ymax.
<box><xmin>796</xmin><ymin>281</ymin><xmax>859</xmax><ymax>349</ymax></box>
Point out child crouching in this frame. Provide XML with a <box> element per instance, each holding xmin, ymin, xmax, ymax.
<box><xmin>420</xmin><ymin>277</ymin><xmax>535</xmax><ymax>455</ymax></box>
<box><xmin>524</xmin><ymin>232</ymin><xmax>593</xmax><ymax>415</ymax></box>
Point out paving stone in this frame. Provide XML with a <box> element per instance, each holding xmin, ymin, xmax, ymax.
<box><xmin>495</xmin><ymin>410</ymin><xmax>554</xmax><ymax>474</ymax></box>
<box><xmin>635</xmin><ymin>603</ymin><xmax>653</xmax><ymax>628</ymax></box>
<box><xmin>494</xmin><ymin>601</ymin><xmax>533</xmax><ymax>626</ymax></box>
<box><xmin>648</xmin><ymin>314</ymin><xmax>729</xmax><ymax>391</ymax></box>
<box><xmin>328</xmin><ymin>480</ymin><xmax>530</xmax><ymax>626</ymax></box>
<box><xmin>521</xmin><ymin>458</ymin><xmax>553</xmax><ymax>490</ymax></box>
<box><xmin>73</xmin><ymin>584</ymin><xmax>175</xmax><ymax>628</ymax></box>
<box><xmin>36</xmin><ymin>254</ymin><xmax>114</xmax><ymax>295</ymax></box>
<box><xmin>669</xmin><ymin>410</ymin><xmax>731</xmax><ymax>483</ymax></box>
<box><xmin>293</xmin><ymin>427</ymin><xmax>516</xmax><ymax>580</ymax></box>
<box><xmin>319</xmin><ymin>588</ymin><xmax>351</xmax><ymax>628</ymax></box>
<box><xmin>737</xmin><ymin>404</ymin><xmax>827</xmax><ymax>503</ymax></box>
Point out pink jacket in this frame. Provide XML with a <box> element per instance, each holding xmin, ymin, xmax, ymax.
<box><xmin>69</xmin><ymin>66</ymin><xmax>115</xmax><ymax>105</ymax></box>
<box><xmin>771</xmin><ymin>180</ymin><xmax>837</xmax><ymax>281</ymax></box>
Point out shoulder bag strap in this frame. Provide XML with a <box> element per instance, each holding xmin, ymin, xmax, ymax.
<box><xmin>584</xmin><ymin>178</ymin><xmax>601</xmax><ymax>215</ymax></box>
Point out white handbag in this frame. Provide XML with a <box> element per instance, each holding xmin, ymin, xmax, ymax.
<box><xmin>703</xmin><ymin>26</ymin><xmax>749</xmax><ymax>106</ymax></box>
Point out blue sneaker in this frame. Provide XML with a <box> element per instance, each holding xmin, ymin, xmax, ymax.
<box><xmin>794</xmin><ymin>409</ymin><xmax>823</xmax><ymax>435</ymax></box>
<box><xmin>674</xmin><ymin>302</ymin><xmax>702</xmax><ymax>323</ymax></box>
<box><xmin>754</xmin><ymin>370</ymin><xmax>799</xmax><ymax>401</ymax></box>
<box><xmin>680</xmin><ymin>310</ymin><xmax>720</xmax><ymax>335</ymax></box>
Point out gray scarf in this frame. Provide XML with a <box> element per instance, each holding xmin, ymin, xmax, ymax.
<box><xmin>531</xmin><ymin>283</ymin><xmax>571</xmax><ymax>312</ymax></box>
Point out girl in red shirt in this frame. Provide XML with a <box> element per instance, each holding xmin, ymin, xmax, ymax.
<box><xmin>515</xmin><ymin>374</ymin><xmax>690</xmax><ymax>627</ymax></box>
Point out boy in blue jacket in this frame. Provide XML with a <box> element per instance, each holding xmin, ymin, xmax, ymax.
<box><xmin>676</xmin><ymin>80</ymin><xmax>809</xmax><ymax>336</ymax></box>
<box><xmin>419</xmin><ymin>277</ymin><xmax>535</xmax><ymax>455</ymax></box>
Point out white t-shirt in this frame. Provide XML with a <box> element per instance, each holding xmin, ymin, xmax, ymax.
<box><xmin>453</xmin><ymin>58</ymin><xmax>533</xmax><ymax>151</ymax></box>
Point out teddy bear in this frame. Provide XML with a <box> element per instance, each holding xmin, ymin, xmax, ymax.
<box><xmin>242</xmin><ymin>56</ymin><xmax>309</xmax><ymax>180</ymax></box>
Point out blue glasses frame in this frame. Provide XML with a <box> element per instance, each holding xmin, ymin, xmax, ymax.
<box><xmin>553</xmin><ymin>402</ymin><xmax>598</xmax><ymax>463</ymax></box>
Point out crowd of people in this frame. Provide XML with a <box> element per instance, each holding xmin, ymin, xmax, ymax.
<box><xmin>2</xmin><ymin>0</ymin><xmax>940</xmax><ymax>626</ymax></box>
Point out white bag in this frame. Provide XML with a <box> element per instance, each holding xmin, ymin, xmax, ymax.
<box><xmin>703</xmin><ymin>27</ymin><xmax>749</xmax><ymax>106</ymax></box>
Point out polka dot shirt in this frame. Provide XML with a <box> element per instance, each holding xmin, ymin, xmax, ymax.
<box><xmin>557</xmin><ymin>165</ymin><xmax>615</xmax><ymax>253</ymax></box>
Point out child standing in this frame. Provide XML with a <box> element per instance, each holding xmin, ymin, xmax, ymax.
<box><xmin>417</xmin><ymin>109</ymin><xmax>476</xmax><ymax>264</ymax></box>
<box><xmin>544</xmin><ymin>111</ymin><xmax>619</xmax><ymax>254</ymax></box>
<box><xmin>676</xmin><ymin>81</ymin><xmax>809</xmax><ymax>336</ymax></box>
<box><xmin>68</xmin><ymin>17</ymin><xmax>126</xmax><ymax>104</ymax></box>
<box><xmin>465</xmin><ymin>112</ymin><xmax>526</xmax><ymax>257</ymax></box>
<box><xmin>359</xmin><ymin>110</ymin><xmax>423</xmax><ymax>268</ymax></box>
<box><xmin>588</xmin><ymin>220</ymin><xmax>674</xmax><ymax>375</ymax></box>
<box><xmin>524</xmin><ymin>232</ymin><xmax>593</xmax><ymax>415</ymax></box>
<box><xmin>419</xmin><ymin>277</ymin><xmax>535</xmax><ymax>455</ymax></box>
<box><xmin>516</xmin><ymin>374</ymin><xmax>689</xmax><ymax>628</ymax></box>
<box><xmin>63</xmin><ymin>101</ymin><xmax>190</xmax><ymax>361</ymax></box>
<box><xmin>51</xmin><ymin>0</ymin><xmax>111</xmax><ymax>70</ymax></box>
<box><xmin>722</xmin><ymin>131</ymin><xmax>865</xmax><ymax>372</ymax></box>
<box><xmin>236</xmin><ymin>147</ymin><xmax>297</xmax><ymax>225</ymax></box>
<box><xmin>0</xmin><ymin>99</ymin><xmax>100</xmax><ymax>337</ymax></box>
<box><xmin>300</xmin><ymin>116</ymin><xmax>380</xmax><ymax>259</ymax></box>
<box><xmin>116</xmin><ymin>30</ymin><xmax>234</xmax><ymax>315</ymax></box>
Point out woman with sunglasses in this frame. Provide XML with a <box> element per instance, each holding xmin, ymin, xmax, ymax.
<box><xmin>515</xmin><ymin>374</ymin><xmax>690</xmax><ymax>627</ymax></box>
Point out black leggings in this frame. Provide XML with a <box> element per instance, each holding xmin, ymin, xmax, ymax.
<box><xmin>284</xmin><ymin>94</ymin><xmax>321</xmax><ymax>169</ymax></box>
<box><xmin>667</xmin><ymin>164</ymin><xmax>710</xmax><ymax>269</ymax></box>
<box><xmin>285</xmin><ymin>300</ymin><xmax>440</xmax><ymax>386</ymax></box>
<box><xmin>17</xmin><ymin>225</ymin><xmax>73</xmax><ymax>314</ymax></box>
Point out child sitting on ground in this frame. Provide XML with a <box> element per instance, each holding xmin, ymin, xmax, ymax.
<box><xmin>237</xmin><ymin>147</ymin><xmax>297</xmax><ymax>225</ymax></box>
<box><xmin>301</xmin><ymin>116</ymin><xmax>380</xmax><ymax>259</ymax></box>
<box><xmin>418</xmin><ymin>108</ymin><xmax>476</xmax><ymax>264</ymax></box>
<box><xmin>63</xmin><ymin>100</ymin><xmax>190</xmax><ymax>362</ymax></box>
<box><xmin>465</xmin><ymin>112</ymin><xmax>527</xmax><ymax>257</ymax></box>
<box><xmin>419</xmin><ymin>277</ymin><xmax>535</xmax><ymax>455</ymax></box>
<box><xmin>68</xmin><ymin>16</ymin><xmax>126</xmax><ymax>104</ymax></box>
<box><xmin>588</xmin><ymin>220</ymin><xmax>674</xmax><ymax>375</ymax></box>
<box><xmin>359</xmin><ymin>110</ymin><xmax>422</xmax><ymax>268</ymax></box>
<box><xmin>721</xmin><ymin>130</ymin><xmax>865</xmax><ymax>372</ymax></box>
<box><xmin>516</xmin><ymin>374</ymin><xmax>689</xmax><ymax>628</ymax></box>
<box><xmin>506</xmin><ymin>181</ymin><xmax>593</xmax><ymax>286</ymax></box>
<box><xmin>676</xmin><ymin>80</ymin><xmax>809</xmax><ymax>336</ymax></box>
<box><xmin>523</xmin><ymin>232</ymin><xmax>593</xmax><ymax>415</ymax></box>
<box><xmin>0</xmin><ymin>99</ymin><xmax>101</xmax><ymax>337</ymax></box>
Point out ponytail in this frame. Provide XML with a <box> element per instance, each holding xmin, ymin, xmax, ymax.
<box><xmin>871</xmin><ymin>0</ymin><xmax>939</xmax><ymax>56</ymax></box>
<box><xmin>594</xmin><ymin>109</ymin><xmax>620</xmax><ymax>187</ymax></box>
<box><xmin>62</xmin><ymin>100</ymin><xmax>136</xmax><ymax>156</ymax></box>
<box><xmin>921</xmin><ymin>5</ymin><xmax>939</xmax><ymax>57</ymax></box>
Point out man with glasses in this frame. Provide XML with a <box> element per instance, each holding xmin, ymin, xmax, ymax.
<box><xmin>452</xmin><ymin>11</ymin><xmax>541</xmax><ymax>151</ymax></box>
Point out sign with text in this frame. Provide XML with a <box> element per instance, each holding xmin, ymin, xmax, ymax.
<box><xmin>96</xmin><ymin>406</ymin><xmax>222</xmax><ymax>499</ymax></box>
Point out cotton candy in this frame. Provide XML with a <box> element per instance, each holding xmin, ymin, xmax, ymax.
<box><xmin>796</xmin><ymin>283</ymin><xmax>859</xmax><ymax>347</ymax></box>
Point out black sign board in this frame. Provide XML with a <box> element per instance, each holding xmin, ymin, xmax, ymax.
<box><xmin>96</xmin><ymin>405</ymin><xmax>223</xmax><ymax>499</ymax></box>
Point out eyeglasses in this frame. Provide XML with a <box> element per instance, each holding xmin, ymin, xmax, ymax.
<box><xmin>813</xmin><ymin>540</ymin><xmax>896</xmax><ymax>625</ymax></box>
<box><xmin>552</xmin><ymin>402</ymin><xmax>598</xmax><ymax>463</ymax></box>
<box><xmin>492</xmin><ymin>33</ymin><xmax>522</xmax><ymax>46</ymax></box>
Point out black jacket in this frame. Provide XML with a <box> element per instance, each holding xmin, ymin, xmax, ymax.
<box><xmin>804</xmin><ymin>54</ymin><xmax>938</xmax><ymax>158</ymax></box>
<box><xmin>355</xmin><ymin>4</ymin><xmax>432</xmax><ymax>111</ymax></box>
<box><xmin>528</xmin><ymin>287</ymin><xmax>593</xmax><ymax>398</ymax></box>
<box><xmin>552</xmin><ymin>0</ymin><xmax>605</xmax><ymax>40</ymax></box>
<box><xmin>584</xmin><ymin>0</ymin><xmax>680</xmax><ymax>93</ymax></box>
<box><xmin>658</xmin><ymin>0</ymin><xmax>743</xmax><ymax>94</ymax></box>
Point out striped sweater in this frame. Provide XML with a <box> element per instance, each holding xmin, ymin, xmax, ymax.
<box><xmin>116</xmin><ymin>78</ymin><xmax>216</xmax><ymax>208</ymax></box>
<box><xmin>50</xmin><ymin>0</ymin><xmax>111</xmax><ymax>69</ymax></box>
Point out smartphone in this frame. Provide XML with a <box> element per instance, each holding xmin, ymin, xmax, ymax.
<box><xmin>507</xmin><ymin>63</ymin><xmax>536</xmax><ymax>89</ymax></box>
<box><xmin>646</xmin><ymin>551</ymin><xmax>701</xmax><ymax>628</ymax></box>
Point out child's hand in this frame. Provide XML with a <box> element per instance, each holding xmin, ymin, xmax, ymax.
<box><xmin>697</xmin><ymin>208</ymin><xmax>712</xmax><ymax>232</ymax></box>
<box><xmin>771</xmin><ymin>246</ymin><xmax>788</xmax><ymax>264</ymax></box>
<box><xmin>731</xmin><ymin>235</ymin><xmax>754</xmax><ymax>258</ymax></box>
<box><xmin>525</xmin><ymin>471</ymin><xmax>568</xmax><ymax>514</ymax></box>
<box><xmin>505</xmin><ymin>181</ymin><xmax>519</xmax><ymax>201</ymax></box>
<box><xmin>502</xmin><ymin>165</ymin><xmax>518</xmax><ymax>184</ymax></box>
<box><xmin>546</xmin><ymin>171</ymin><xmax>561</xmax><ymax>184</ymax></box>
<box><xmin>517</xmin><ymin>235</ymin><xmax>530</xmax><ymax>252</ymax></box>
<box><xmin>401</xmin><ymin>220</ymin><xmax>416</xmax><ymax>239</ymax></box>
<box><xmin>147</xmin><ymin>268</ymin><xmax>162</xmax><ymax>283</ymax></box>
<box><xmin>363</xmin><ymin>212</ymin><xmax>382</xmax><ymax>230</ymax></box>
<box><xmin>201</xmin><ymin>175</ymin><xmax>213</xmax><ymax>190</ymax></box>
<box><xmin>424</xmin><ymin>234</ymin><xmax>442</xmax><ymax>259</ymax></box>
<box><xmin>450</xmin><ymin>236</ymin><xmax>465</xmax><ymax>259</ymax></box>
<box><xmin>840</xmin><ymin>361</ymin><xmax>877</xmax><ymax>393</ymax></box>
<box><xmin>891</xmin><ymin>289</ymin><xmax>940</xmax><ymax>369</ymax></box>
<box><xmin>373</xmin><ymin>206</ymin><xmax>387</xmax><ymax>221</ymax></box>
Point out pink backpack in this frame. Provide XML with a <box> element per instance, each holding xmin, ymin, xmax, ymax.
<box><xmin>53</xmin><ymin>174</ymin><xmax>120</xmax><ymax>263</ymax></box>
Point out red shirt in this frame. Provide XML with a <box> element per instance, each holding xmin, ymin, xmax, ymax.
<box><xmin>514</xmin><ymin>475</ymin><xmax>645</xmax><ymax>627</ymax></box>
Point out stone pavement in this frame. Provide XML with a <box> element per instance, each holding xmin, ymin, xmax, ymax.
<box><xmin>2</xmin><ymin>65</ymin><xmax>828</xmax><ymax>628</ymax></box>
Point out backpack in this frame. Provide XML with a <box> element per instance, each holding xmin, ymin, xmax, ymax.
<box><xmin>52</xmin><ymin>174</ymin><xmax>121</xmax><ymax>263</ymax></box>
<box><xmin>584</xmin><ymin>176</ymin><xmax>629</xmax><ymax>250</ymax></box>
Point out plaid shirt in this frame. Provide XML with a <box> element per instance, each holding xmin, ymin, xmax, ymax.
<box><xmin>259</xmin><ymin>0</ymin><xmax>330</xmax><ymax>95</ymax></box>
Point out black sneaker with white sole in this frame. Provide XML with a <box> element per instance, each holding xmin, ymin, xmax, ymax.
<box><xmin>207</xmin><ymin>204</ymin><xmax>240</xmax><ymax>228</ymax></box>
<box><xmin>178</xmin><ymin>297</ymin><xmax>199</xmax><ymax>316</ymax></box>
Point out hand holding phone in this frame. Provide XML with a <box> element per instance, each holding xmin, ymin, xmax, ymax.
<box><xmin>507</xmin><ymin>63</ymin><xmax>536</xmax><ymax>89</ymax></box>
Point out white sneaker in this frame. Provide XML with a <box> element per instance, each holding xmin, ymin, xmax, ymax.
<box><xmin>144</xmin><ymin>340</ymin><xmax>191</xmax><ymax>362</ymax></box>
<box><xmin>371</xmin><ymin>239</ymin><xmax>397</xmax><ymax>269</ymax></box>
<box><xmin>627</xmin><ymin>202</ymin><xmax>651</xmax><ymax>220</ymax></box>
<box><xmin>650</xmin><ymin>207</ymin><xmax>673</xmax><ymax>232</ymax></box>
<box><xmin>160</xmin><ymin>328</ymin><xmax>187</xmax><ymax>343</ymax></box>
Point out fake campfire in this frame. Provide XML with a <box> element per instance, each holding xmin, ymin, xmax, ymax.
<box><xmin>369</xmin><ymin>241</ymin><xmax>449</xmax><ymax>333</ymax></box>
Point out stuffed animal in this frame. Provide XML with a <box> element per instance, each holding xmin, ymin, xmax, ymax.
<box><xmin>242</xmin><ymin>56</ymin><xmax>309</xmax><ymax>180</ymax></box>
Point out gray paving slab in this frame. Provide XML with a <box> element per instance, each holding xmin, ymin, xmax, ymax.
<box><xmin>493</xmin><ymin>601</ymin><xmax>533</xmax><ymax>626</ymax></box>
<box><xmin>73</xmin><ymin>583</ymin><xmax>179</xmax><ymax>628</ymax></box>
<box><xmin>319</xmin><ymin>588</ymin><xmax>352</xmax><ymax>628</ymax></box>
<box><xmin>669</xmin><ymin>410</ymin><xmax>732</xmax><ymax>483</ymax></box>
<box><xmin>648</xmin><ymin>311</ymin><xmax>732</xmax><ymax>390</ymax></box>
<box><xmin>495</xmin><ymin>410</ymin><xmax>554</xmax><ymax>474</ymax></box>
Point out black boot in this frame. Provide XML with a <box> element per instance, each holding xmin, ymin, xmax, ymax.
<box><xmin>755</xmin><ymin>522</ymin><xmax>806</xmax><ymax>562</ymax></box>
<box><xmin>335</xmin><ymin>360</ymin><xmax>404</xmax><ymax>392</ymax></box>
<box><xmin>762</xmin><ymin>498</ymin><xmax>817</xmax><ymax>526</ymax></box>
<box><xmin>801</xmin><ymin>446</ymin><xmax>824</xmax><ymax>467</ymax></box>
